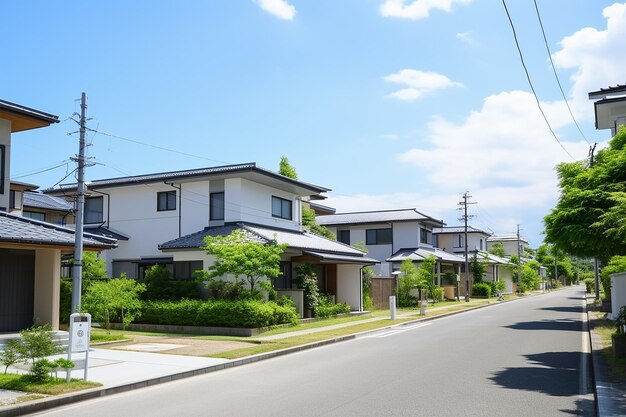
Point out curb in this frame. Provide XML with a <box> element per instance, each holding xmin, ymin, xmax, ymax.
<box><xmin>0</xmin><ymin>294</ymin><xmax>528</xmax><ymax>417</ymax></box>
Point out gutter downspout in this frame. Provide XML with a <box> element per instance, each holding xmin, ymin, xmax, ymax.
<box><xmin>165</xmin><ymin>182</ymin><xmax>182</xmax><ymax>238</ymax></box>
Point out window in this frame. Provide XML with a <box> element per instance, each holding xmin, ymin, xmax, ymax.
<box><xmin>366</xmin><ymin>228</ymin><xmax>392</xmax><ymax>245</ymax></box>
<box><xmin>275</xmin><ymin>261</ymin><xmax>292</xmax><ymax>289</ymax></box>
<box><xmin>480</xmin><ymin>238</ymin><xmax>484</xmax><ymax>250</ymax></box>
<box><xmin>174</xmin><ymin>261</ymin><xmax>203</xmax><ymax>280</ymax></box>
<box><xmin>23</xmin><ymin>211</ymin><xmax>45</xmax><ymax>221</ymax></box>
<box><xmin>338</xmin><ymin>230</ymin><xmax>350</xmax><ymax>245</ymax></box>
<box><xmin>271</xmin><ymin>196</ymin><xmax>292</xmax><ymax>220</ymax></box>
<box><xmin>9</xmin><ymin>190</ymin><xmax>22</xmax><ymax>210</ymax></box>
<box><xmin>420</xmin><ymin>228</ymin><xmax>432</xmax><ymax>245</ymax></box>
<box><xmin>210</xmin><ymin>192</ymin><xmax>224</xmax><ymax>220</ymax></box>
<box><xmin>455</xmin><ymin>234</ymin><xmax>464</xmax><ymax>248</ymax></box>
<box><xmin>157</xmin><ymin>191</ymin><xmax>176</xmax><ymax>211</ymax></box>
<box><xmin>84</xmin><ymin>196</ymin><xmax>103</xmax><ymax>223</ymax></box>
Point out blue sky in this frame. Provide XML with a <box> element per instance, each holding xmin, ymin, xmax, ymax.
<box><xmin>2</xmin><ymin>0</ymin><xmax>625</xmax><ymax>247</ymax></box>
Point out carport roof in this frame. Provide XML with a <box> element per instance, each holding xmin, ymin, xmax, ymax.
<box><xmin>387</xmin><ymin>247</ymin><xmax>465</xmax><ymax>263</ymax></box>
<box><xmin>0</xmin><ymin>212</ymin><xmax>116</xmax><ymax>249</ymax></box>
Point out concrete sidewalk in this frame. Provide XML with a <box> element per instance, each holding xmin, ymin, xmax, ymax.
<box><xmin>587</xmin><ymin>297</ymin><xmax>626</xmax><ymax>416</ymax></box>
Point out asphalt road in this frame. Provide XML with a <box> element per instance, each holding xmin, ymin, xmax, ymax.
<box><xmin>30</xmin><ymin>286</ymin><xmax>594</xmax><ymax>417</ymax></box>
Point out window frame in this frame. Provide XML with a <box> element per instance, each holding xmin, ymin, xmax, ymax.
<box><xmin>420</xmin><ymin>228</ymin><xmax>432</xmax><ymax>245</ymax></box>
<box><xmin>84</xmin><ymin>196</ymin><xmax>104</xmax><ymax>223</ymax></box>
<box><xmin>23</xmin><ymin>211</ymin><xmax>46</xmax><ymax>222</ymax></box>
<box><xmin>338</xmin><ymin>230</ymin><xmax>350</xmax><ymax>245</ymax></box>
<box><xmin>210</xmin><ymin>192</ymin><xmax>225</xmax><ymax>220</ymax></box>
<box><xmin>366</xmin><ymin>228</ymin><xmax>393</xmax><ymax>245</ymax></box>
<box><xmin>271</xmin><ymin>196</ymin><xmax>292</xmax><ymax>220</ymax></box>
<box><xmin>157</xmin><ymin>191</ymin><xmax>177</xmax><ymax>212</ymax></box>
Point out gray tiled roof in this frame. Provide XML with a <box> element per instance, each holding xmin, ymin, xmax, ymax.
<box><xmin>589</xmin><ymin>84</ymin><xmax>626</xmax><ymax>99</ymax></box>
<box><xmin>23</xmin><ymin>192</ymin><xmax>73</xmax><ymax>211</ymax></box>
<box><xmin>387</xmin><ymin>247</ymin><xmax>465</xmax><ymax>263</ymax></box>
<box><xmin>0</xmin><ymin>212</ymin><xmax>116</xmax><ymax>249</ymax></box>
<box><xmin>433</xmin><ymin>226</ymin><xmax>490</xmax><ymax>235</ymax></box>
<box><xmin>46</xmin><ymin>163</ymin><xmax>330</xmax><ymax>195</ymax></box>
<box><xmin>316</xmin><ymin>209</ymin><xmax>444</xmax><ymax>227</ymax></box>
<box><xmin>487</xmin><ymin>234</ymin><xmax>528</xmax><ymax>244</ymax></box>
<box><xmin>159</xmin><ymin>222</ymin><xmax>373</xmax><ymax>263</ymax></box>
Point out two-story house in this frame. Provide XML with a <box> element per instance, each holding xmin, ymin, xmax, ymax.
<box><xmin>433</xmin><ymin>226</ymin><xmax>491</xmax><ymax>255</ymax></box>
<box><xmin>486</xmin><ymin>233</ymin><xmax>529</xmax><ymax>258</ymax></box>
<box><xmin>9</xmin><ymin>181</ymin><xmax>74</xmax><ymax>225</ymax></box>
<box><xmin>1</xmin><ymin>98</ymin><xmax>115</xmax><ymax>332</ymax></box>
<box><xmin>316</xmin><ymin>208</ymin><xmax>454</xmax><ymax>275</ymax></box>
<box><xmin>46</xmin><ymin>163</ymin><xmax>377</xmax><ymax>312</ymax></box>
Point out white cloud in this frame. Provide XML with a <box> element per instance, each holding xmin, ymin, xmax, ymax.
<box><xmin>380</xmin><ymin>0</ymin><xmax>472</xmax><ymax>20</ymax></box>
<box><xmin>254</xmin><ymin>0</ymin><xmax>297</xmax><ymax>21</ymax></box>
<box><xmin>384</xmin><ymin>69</ymin><xmax>463</xmax><ymax>101</ymax></box>
<box><xmin>456</xmin><ymin>31</ymin><xmax>478</xmax><ymax>46</ymax></box>
<box><xmin>552</xmin><ymin>2</ymin><xmax>626</xmax><ymax>119</ymax></box>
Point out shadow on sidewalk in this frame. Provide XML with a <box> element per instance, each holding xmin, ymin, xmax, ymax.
<box><xmin>504</xmin><ymin>319</ymin><xmax>582</xmax><ymax>332</ymax></box>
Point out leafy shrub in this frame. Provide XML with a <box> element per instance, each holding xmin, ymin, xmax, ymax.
<box><xmin>142</xmin><ymin>265</ymin><xmax>201</xmax><ymax>300</ymax></box>
<box><xmin>314</xmin><ymin>294</ymin><xmax>351</xmax><ymax>318</ymax></box>
<box><xmin>583</xmin><ymin>278</ymin><xmax>595</xmax><ymax>293</ymax></box>
<box><xmin>60</xmin><ymin>279</ymin><xmax>72</xmax><ymax>324</ymax></box>
<box><xmin>139</xmin><ymin>299</ymin><xmax>299</xmax><ymax>328</ymax></box>
<box><xmin>83</xmin><ymin>278</ymin><xmax>145</xmax><ymax>333</ymax></box>
<box><xmin>472</xmin><ymin>282</ymin><xmax>491</xmax><ymax>297</ymax></box>
<box><xmin>489</xmin><ymin>280</ymin><xmax>506</xmax><ymax>296</ymax></box>
<box><xmin>296</xmin><ymin>264</ymin><xmax>319</xmax><ymax>314</ymax></box>
<box><xmin>616</xmin><ymin>306</ymin><xmax>626</xmax><ymax>334</ymax></box>
<box><xmin>0</xmin><ymin>339</ymin><xmax>22</xmax><ymax>374</ymax></box>
<box><xmin>428</xmin><ymin>286</ymin><xmax>444</xmax><ymax>303</ymax></box>
<box><xmin>30</xmin><ymin>359</ymin><xmax>55</xmax><ymax>382</ymax></box>
<box><xmin>601</xmin><ymin>256</ymin><xmax>626</xmax><ymax>300</ymax></box>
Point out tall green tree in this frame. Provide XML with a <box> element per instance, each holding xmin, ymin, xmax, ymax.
<box><xmin>203</xmin><ymin>229</ymin><xmax>287</xmax><ymax>291</ymax></box>
<box><xmin>279</xmin><ymin>156</ymin><xmax>298</xmax><ymax>179</ymax></box>
<box><xmin>398</xmin><ymin>259</ymin><xmax>418</xmax><ymax>307</ymax></box>
<box><xmin>489</xmin><ymin>243</ymin><xmax>506</xmax><ymax>258</ymax></box>
<box><xmin>544</xmin><ymin>127</ymin><xmax>626</xmax><ymax>262</ymax></box>
<box><xmin>469</xmin><ymin>252</ymin><xmax>488</xmax><ymax>283</ymax></box>
<box><xmin>82</xmin><ymin>278</ymin><xmax>146</xmax><ymax>333</ymax></box>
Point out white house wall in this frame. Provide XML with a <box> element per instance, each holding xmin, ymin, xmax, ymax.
<box><xmin>438</xmin><ymin>232</ymin><xmax>489</xmax><ymax>254</ymax></box>
<box><xmin>228</xmin><ymin>178</ymin><xmax>301</xmax><ymax>231</ymax></box>
<box><xmin>336</xmin><ymin>264</ymin><xmax>362</xmax><ymax>311</ymax></box>
<box><xmin>393</xmin><ymin>221</ymin><xmax>420</xmax><ymax>249</ymax></box>
<box><xmin>180</xmin><ymin>181</ymin><xmax>210</xmax><ymax>235</ymax></box>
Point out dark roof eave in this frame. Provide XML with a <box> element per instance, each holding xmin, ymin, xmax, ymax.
<box><xmin>0</xmin><ymin>99</ymin><xmax>59</xmax><ymax>124</ymax></box>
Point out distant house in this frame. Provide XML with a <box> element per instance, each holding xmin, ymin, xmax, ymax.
<box><xmin>0</xmin><ymin>98</ymin><xmax>116</xmax><ymax>332</ymax></box>
<box><xmin>9</xmin><ymin>181</ymin><xmax>74</xmax><ymax>225</ymax></box>
<box><xmin>316</xmin><ymin>208</ymin><xmax>446</xmax><ymax>277</ymax></box>
<box><xmin>486</xmin><ymin>234</ymin><xmax>529</xmax><ymax>258</ymax></box>
<box><xmin>46</xmin><ymin>163</ymin><xmax>377</xmax><ymax>312</ymax></box>
<box><xmin>589</xmin><ymin>84</ymin><xmax>626</xmax><ymax>136</ymax></box>
<box><xmin>433</xmin><ymin>225</ymin><xmax>491</xmax><ymax>255</ymax></box>
<box><xmin>476</xmin><ymin>250</ymin><xmax>515</xmax><ymax>293</ymax></box>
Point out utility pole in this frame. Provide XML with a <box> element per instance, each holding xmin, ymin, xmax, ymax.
<box><xmin>71</xmin><ymin>92</ymin><xmax>88</xmax><ymax>314</ymax></box>
<box><xmin>517</xmin><ymin>224</ymin><xmax>522</xmax><ymax>291</ymax></box>
<box><xmin>458</xmin><ymin>192</ymin><xmax>476</xmax><ymax>302</ymax></box>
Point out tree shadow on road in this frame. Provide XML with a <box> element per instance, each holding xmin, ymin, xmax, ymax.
<box><xmin>504</xmin><ymin>319</ymin><xmax>582</xmax><ymax>332</ymax></box>
<box><xmin>538</xmin><ymin>306</ymin><xmax>583</xmax><ymax>313</ymax></box>
<box><xmin>490</xmin><ymin>351</ymin><xmax>595</xmax><ymax>414</ymax></box>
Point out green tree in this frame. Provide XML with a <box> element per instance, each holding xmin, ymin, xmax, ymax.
<box><xmin>203</xmin><ymin>229</ymin><xmax>287</xmax><ymax>291</ymax></box>
<box><xmin>469</xmin><ymin>252</ymin><xmax>488</xmax><ymax>283</ymax></box>
<box><xmin>544</xmin><ymin>127</ymin><xmax>626</xmax><ymax>263</ymax></box>
<box><xmin>519</xmin><ymin>260</ymin><xmax>541</xmax><ymax>292</ymax></box>
<box><xmin>81</xmin><ymin>251</ymin><xmax>107</xmax><ymax>278</ymax></box>
<box><xmin>398</xmin><ymin>259</ymin><xmax>418</xmax><ymax>307</ymax></box>
<box><xmin>0</xmin><ymin>339</ymin><xmax>22</xmax><ymax>374</ymax></box>
<box><xmin>302</xmin><ymin>206</ymin><xmax>335</xmax><ymax>239</ymax></box>
<box><xmin>278</xmin><ymin>156</ymin><xmax>298</xmax><ymax>179</ymax></box>
<box><xmin>82</xmin><ymin>278</ymin><xmax>146</xmax><ymax>333</ymax></box>
<box><xmin>489</xmin><ymin>243</ymin><xmax>506</xmax><ymax>258</ymax></box>
<box><xmin>295</xmin><ymin>263</ymin><xmax>319</xmax><ymax>315</ymax></box>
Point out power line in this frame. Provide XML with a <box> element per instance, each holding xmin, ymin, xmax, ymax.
<box><xmin>501</xmin><ymin>0</ymin><xmax>576</xmax><ymax>161</ymax></box>
<box><xmin>533</xmin><ymin>0</ymin><xmax>591</xmax><ymax>146</ymax></box>
<box><xmin>12</xmin><ymin>160</ymin><xmax>71</xmax><ymax>179</ymax></box>
<box><xmin>86</xmin><ymin>127</ymin><xmax>231</xmax><ymax>165</ymax></box>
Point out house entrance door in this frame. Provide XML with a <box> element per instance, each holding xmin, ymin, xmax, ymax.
<box><xmin>0</xmin><ymin>249</ymin><xmax>35</xmax><ymax>332</ymax></box>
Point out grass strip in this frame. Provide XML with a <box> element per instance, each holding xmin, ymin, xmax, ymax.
<box><xmin>0</xmin><ymin>374</ymin><xmax>101</xmax><ymax>395</ymax></box>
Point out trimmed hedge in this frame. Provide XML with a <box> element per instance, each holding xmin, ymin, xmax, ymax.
<box><xmin>315</xmin><ymin>302</ymin><xmax>351</xmax><ymax>319</ymax></box>
<box><xmin>583</xmin><ymin>278</ymin><xmax>595</xmax><ymax>294</ymax></box>
<box><xmin>138</xmin><ymin>299</ymin><xmax>299</xmax><ymax>328</ymax></box>
<box><xmin>472</xmin><ymin>282</ymin><xmax>492</xmax><ymax>297</ymax></box>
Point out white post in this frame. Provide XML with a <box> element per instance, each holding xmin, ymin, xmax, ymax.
<box><xmin>390</xmin><ymin>295</ymin><xmax>396</xmax><ymax>320</ymax></box>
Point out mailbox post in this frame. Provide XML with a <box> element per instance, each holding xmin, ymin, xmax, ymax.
<box><xmin>67</xmin><ymin>313</ymin><xmax>91</xmax><ymax>382</ymax></box>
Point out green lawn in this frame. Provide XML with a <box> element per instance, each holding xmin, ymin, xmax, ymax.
<box><xmin>0</xmin><ymin>374</ymin><xmax>101</xmax><ymax>396</ymax></box>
